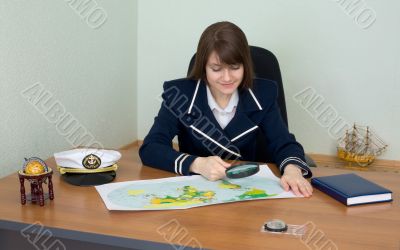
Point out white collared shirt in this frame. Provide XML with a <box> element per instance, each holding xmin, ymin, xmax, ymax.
<box><xmin>206</xmin><ymin>85</ymin><xmax>239</xmax><ymax>129</ymax></box>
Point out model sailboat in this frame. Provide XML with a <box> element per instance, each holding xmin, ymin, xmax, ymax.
<box><xmin>337</xmin><ymin>124</ymin><xmax>387</xmax><ymax>166</ymax></box>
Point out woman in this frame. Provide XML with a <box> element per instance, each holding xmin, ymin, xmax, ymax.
<box><xmin>139</xmin><ymin>21</ymin><xmax>313</xmax><ymax>197</ymax></box>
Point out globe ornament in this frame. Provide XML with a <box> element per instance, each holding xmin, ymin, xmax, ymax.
<box><xmin>19</xmin><ymin>157</ymin><xmax>54</xmax><ymax>206</ymax></box>
<box><xmin>23</xmin><ymin>157</ymin><xmax>49</xmax><ymax>175</ymax></box>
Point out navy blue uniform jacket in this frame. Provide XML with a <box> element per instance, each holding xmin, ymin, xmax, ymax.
<box><xmin>139</xmin><ymin>78</ymin><xmax>312</xmax><ymax>178</ymax></box>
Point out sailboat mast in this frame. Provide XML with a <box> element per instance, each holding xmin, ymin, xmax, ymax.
<box><xmin>365</xmin><ymin>126</ymin><xmax>370</xmax><ymax>154</ymax></box>
<box><xmin>344</xmin><ymin>130</ymin><xmax>349</xmax><ymax>150</ymax></box>
<box><xmin>350</xmin><ymin>124</ymin><xmax>357</xmax><ymax>153</ymax></box>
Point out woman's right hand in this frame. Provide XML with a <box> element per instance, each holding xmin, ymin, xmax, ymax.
<box><xmin>189</xmin><ymin>156</ymin><xmax>231</xmax><ymax>181</ymax></box>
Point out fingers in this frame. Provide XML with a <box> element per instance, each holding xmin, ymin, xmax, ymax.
<box><xmin>289</xmin><ymin>180</ymin><xmax>312</xmax><ymax>197</ymax></box>
<box><xmin>280</xmin><ymin>178</ymin><xmax>290</xmax><ymax>192</ymax></box>
<box><xmin>281</xmin><ymin>174</ymin><xmax>313</xmax><ymax>197</ymax></box>
<box><xmin>300</xmin><ymin>181</ymin><xmax>313</xmax><ymax>197</ymax></box>
<box><xmin>204</xmin><ymin>157</ymin><xmax>228</xmax><ymax>181</ymax></box>
<box><xmin>214</xmin><ymin>156</ymin><xmax>231</xmax><ymax>168</ymax></box>
<box><xmin>290</xmin><ymin>181</ymin><xmax>302</xmax><ymax>197</ymax></box>
<box><xmin>212</xmin><ymin>165</ymin><xmax>227</xmax><ymax>180</ymax></box>
<box><xmin>207</xmin><ymin>169</ymin><xmax>225</xmax><ymax>181</ymax></box>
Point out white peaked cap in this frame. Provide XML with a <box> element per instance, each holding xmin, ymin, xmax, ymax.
<box><xmin>54</xmin><ymin>148</ymin><xmax>121</xmax><ymax>169</ymax></box>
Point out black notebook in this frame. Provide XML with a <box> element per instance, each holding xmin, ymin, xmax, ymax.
<box><xmin>311</xmin><ymin>173</ymin><xmax>392</xmax><ymax>206</ymax></box>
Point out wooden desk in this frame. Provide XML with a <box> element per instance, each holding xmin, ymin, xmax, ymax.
<box><xmin>0</xmin><ymin>144</ymin><xmax>399</xmax><ymax>250</ymax></box>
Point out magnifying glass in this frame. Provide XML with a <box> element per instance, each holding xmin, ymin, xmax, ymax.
<box><xmin>225</xmin><ymin>163</ymin><xmax>260</xmax><ymax>179</ymax></box>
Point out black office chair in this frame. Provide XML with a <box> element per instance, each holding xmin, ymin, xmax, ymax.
<box><xmin>187</xmin><ymin>46</ymin><xmax>316</xmax><ymax>167</ymax></box>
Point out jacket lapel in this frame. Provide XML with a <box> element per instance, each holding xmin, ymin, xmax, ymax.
<box><xmin>186</xmin><ymin>82</ymin><xmax>239</xmax><ymax>157</ymax></box>
<box><xmin>186</xmin><ymin>81</ymin><xmax>262</xmax><ymax>156</ymax></box>
<box><xmin>224</xmin><ymin>89</ymin><xmax>261</xmax><ymax>143</ymax></box>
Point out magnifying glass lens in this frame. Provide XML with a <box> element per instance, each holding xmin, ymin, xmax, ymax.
<box><xmin>226</xmin><ymin>163</ymin><xmax>259</xmax><ymax>179</ymax></box>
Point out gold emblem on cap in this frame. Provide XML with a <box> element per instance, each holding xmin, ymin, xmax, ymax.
<box><xmin>82</xmin><ymin>154</ymin><xmax>101</xmax><ymax>169</ymax></box>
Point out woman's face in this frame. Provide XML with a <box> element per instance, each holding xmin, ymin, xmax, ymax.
<box><xmin>205</xmin><ymin>51</ymin><xmax>244</xmax><ymax>98</ymax></box>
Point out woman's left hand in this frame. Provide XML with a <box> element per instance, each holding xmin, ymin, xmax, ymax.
<box><xmin>280</xmin><ymin>164</ymin><xmax>313</xmax><ymax>197</ymax></box>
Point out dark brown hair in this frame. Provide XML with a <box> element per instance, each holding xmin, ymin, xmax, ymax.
<box><xmin>188</xmin><ymin>21</ymin><xmax>254</xmax><ymax>89</ymax></box>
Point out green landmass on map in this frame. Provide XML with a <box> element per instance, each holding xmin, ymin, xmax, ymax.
<box><xmin>144</xmin><ymin>185</ymin><xmax>215</xmax><ymax>208</ymax></box>
<box><xmin>238</xmin><ymin>188</ymin><xmax>277</xmax><ymax>199</ymax></box>
<box><xmin>125</xmin><ymin>180</ymin><xmax>278</xmax><ymax>209</ymax></box>
<box><xmin>218</xmin><ymin>180</ymin><xmax>241</xmax><ymax>189</ymax></box>
<box><xmin>219</xmin><ymin>180</ymin><xmax>277</xmax><ymax>199</ymax></box>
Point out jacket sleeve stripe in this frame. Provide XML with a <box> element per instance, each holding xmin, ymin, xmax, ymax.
<box><xmin>231</xmin><ymin>126</ymin><xmax>259</xmax><ymax>142</ymax></box>
<box><xmin>279</xmin><ymin>157</ymin><xmax>309</xmax><ymax>176</ymax></box>
<box><xmin>280</xmin><ymin>157</ymin><xmax>308</xmax><ymax>168</ymax></box>
<box><xmin>178</xmin><ymin>154</ymin><xmax>190</xmax><ymax>175</ymax></box>
<box><xmin>174</xmin><ymin>153</ymin><xmax>186</xmax><ymax>174</ymax></box>
<box><xmin>190</xmin><ymin>125</ymin><xmax>242</xmax><ymax>158</ymax></box>
<box><xmin>248</xmin><ymin>89</ymin><xmax>263</xmax><ymax>110</ymax></box>
<box><xmin>188</xmin><ymin>79</ymin><xmax>201</xmax><ymax>114</ymax></box>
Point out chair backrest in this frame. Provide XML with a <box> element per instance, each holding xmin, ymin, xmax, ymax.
<box><xmin>186</xmin><ymin>45</ymin><xmax>288</xmax><ymax>127</ymax></box>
